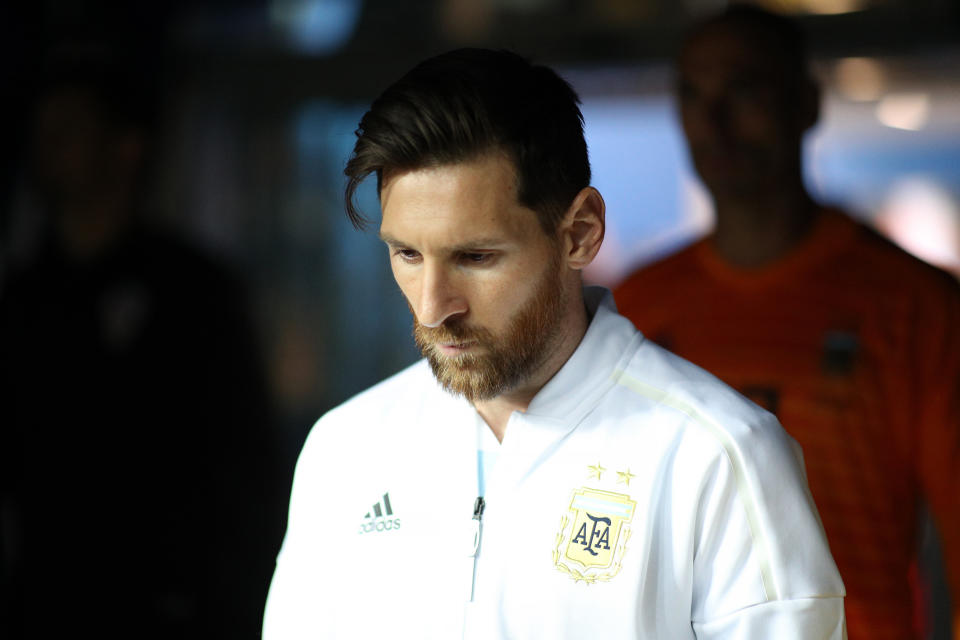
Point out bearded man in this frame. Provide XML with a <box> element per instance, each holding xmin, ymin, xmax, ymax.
<box><xmin>263</xmin><ymin>48</ymin><xmax>845</xmax><ymax>639</ymax></box>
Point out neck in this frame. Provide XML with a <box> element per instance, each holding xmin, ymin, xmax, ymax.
<box><xmin>472</xmin><ymin>282</ymin><xmax>589</xmax><ymax>442</ymax></box>
<box><xmin>711</xmin><ymin>183</ymin><xmax>817</xmax><ymax>268</ymax></box>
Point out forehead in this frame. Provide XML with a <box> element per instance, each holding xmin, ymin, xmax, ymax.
<box><xmin>379</xmin><ymin>154</ymin><xmax>543</xmax><ymax>245</ymax></box>
<box><xmin>680</xmin><ymin>24</ymin><xmax>787</xmax><ymax>84</ymax></box>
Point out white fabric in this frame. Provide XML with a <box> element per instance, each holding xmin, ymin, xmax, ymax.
<box><xmin>263</xmin><ymin>287</ymin><xmax>845</xmax><ymax>639</ymax></box>
<box><xmin>476</xmin><ymin>414</ymin><xmax>500</xmax><ymax>497</ymax></box>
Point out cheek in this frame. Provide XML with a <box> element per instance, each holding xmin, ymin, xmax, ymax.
<box><xmin>390</xmin><ymin>264</ymin><xmax>419</xmax><ymax>305</ymax></box>
<box><xmin>479</xmin><ymin>264</ymin><xmax>546</xmax><ymax>324</ymax></box>
<box><xmin>458</xmin><ymin>276</ymin><xmax>512</xmax><ymax>328</ymax></box>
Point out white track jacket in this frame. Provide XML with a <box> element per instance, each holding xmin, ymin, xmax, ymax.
<box><xmin>263</xmin><ymin>288</ymin><xmax>845</xmax><ymax>639</ymax></box>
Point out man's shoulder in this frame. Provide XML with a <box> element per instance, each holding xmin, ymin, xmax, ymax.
<box><xmin>293</xmin><ymin>359</ymin><xmax>442</xmax><ymax>469</ymax></box>
<box><xmin>616</xmin><ymin>239</ymin><xmax>706</xmax><ymax>292</ymax></box>
<box><xmin>614</xmin><ymin>338</ymin><xmax>787</xmax><ymax>454</ymax></box>
<box><xmin>838</xmin><ymin>212</ymin><xmax>960</xmax><ymax>297</ymax></box>
<box><xmin>613</xmin><ymin>239</ymin><xmax>708</xmax><ymax>321</ymax></box>
<box><xmin>323</xmin><ymin>359</ymin><xmax>437</xmax><ymax>425</ymax></box>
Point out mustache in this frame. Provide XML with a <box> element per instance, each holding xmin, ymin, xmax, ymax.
<box><xmin>406</xmin><ymin>300</ymin><xmax>492</xmax><ymax>345</ymax></box>
<box><xmin>414</xmin><ymin>319</ymin><xmax>488</xmax><ymax>345</ymax></box>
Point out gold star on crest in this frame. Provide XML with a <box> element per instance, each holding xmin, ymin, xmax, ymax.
<box><xmin>587</xmin><ymin>463</ymin><xmax>606</xmax><ymax>480</ymax></box>
<box><xmin>616</xmin><ymin>469</ymin><xmax>636</xmax><ymax>486</ymax></box>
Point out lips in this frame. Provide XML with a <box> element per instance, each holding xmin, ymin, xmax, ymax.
<box><xmin>414</xmin><ymin>319</ymin><xmax>489</xmax><ymax>361</ymax></box>
<box><xmin>435</xmin><ymin>341</ymin><xmax>477</xmax><ymax>356</ymax></box>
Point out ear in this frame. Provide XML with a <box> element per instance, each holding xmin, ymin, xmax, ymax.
<box><xmin>559</xmin><ymin>186</ymin><xmax>605</xmax><ymax>271</ymax></box>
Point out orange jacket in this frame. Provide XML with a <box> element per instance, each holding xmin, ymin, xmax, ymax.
<box><xmin>615</xmin><ymin>210</ymin><xmax>960</xmax><ymax>640</ymax></box>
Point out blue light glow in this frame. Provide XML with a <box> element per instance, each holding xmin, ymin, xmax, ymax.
<box><xmin>270</xmin><ymin>0</ymin><xmax>363</xmax><ymax>55</ymax></box>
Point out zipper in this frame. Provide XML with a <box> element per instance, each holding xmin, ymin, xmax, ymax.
<box><xmin>468</xmin><ymin>496</ymin><xmax>485</xmax><ymax>601</ymax></box>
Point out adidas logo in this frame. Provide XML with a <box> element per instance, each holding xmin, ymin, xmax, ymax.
<box><xmin>358</xmin><ymin>492</ymin><xmax>401</xmax><ymax>534</ymax></box>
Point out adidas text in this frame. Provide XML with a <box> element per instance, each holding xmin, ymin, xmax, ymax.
<box><xmin>359</xmin><ymin>518</ymin><xmax>401</xmax><ymax>534</ymax></box>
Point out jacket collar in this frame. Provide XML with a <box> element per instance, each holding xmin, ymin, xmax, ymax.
<box><xmin>525</xmin><ymin>286</ymin><xmax>644</xmax><ymax>425</ymax></box>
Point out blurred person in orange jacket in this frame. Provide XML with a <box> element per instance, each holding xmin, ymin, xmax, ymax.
<box><xmin>615</xmin><ymin>6</ymin><xmax>960</xmax><ymax>640</ymax></box>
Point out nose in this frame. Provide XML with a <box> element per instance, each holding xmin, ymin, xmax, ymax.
<box><xmin>417</xmin><ymin>263</ymin><xmax>468</xmax><ymax>328</ymax></box>
<box><xmin>683</xmin><ymin>94</ymin><xmax>730</xmax><ymax>145</ymax></box>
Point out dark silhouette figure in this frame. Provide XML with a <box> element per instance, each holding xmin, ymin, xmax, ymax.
<box><xmin>1</xmin><ymin>47</ymin><xmax>282</xmax><ymax>639</ymax></box>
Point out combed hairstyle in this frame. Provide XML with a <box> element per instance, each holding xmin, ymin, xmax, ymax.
<box><xmin>344</xmin><ymin>48</ymin><xmax>590</xmax><ymax>233</ymax></box>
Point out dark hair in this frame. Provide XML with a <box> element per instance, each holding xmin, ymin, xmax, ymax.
<box><xmin>344</xmin><ymin>48</ymin><xmax>590</xmax><ymax>233</ymax></box>
<box><xmin>686</xmin><ymin>4</ymin><xmax>810</xmax><ymax>87</ymax></box>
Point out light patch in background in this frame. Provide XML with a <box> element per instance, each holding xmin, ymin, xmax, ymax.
<box><xmin>876</xmin><ymin>176</ymin><xmax>960</xmax><ymax>274</ymax></box>
<box><xmin>782</xmin><ymin>0</ymin><xmax>869</xmax><ymax>14</ymax></box>
<box><xmin>270</xmin><ymin>0</ymin><xmax>363</xmax><ymax>55</ymax></box>
<box><xmin>808</xmin><ymin>78</ymin><xmax>960</xmax><ymax>222</ymax></box>
<box><xmin>576</xmin><ymin>59</ymin><xmax>960</xmax><ymax>290</ymax></box>
<box><xmin>834</xmin><ymin>57</ymin><xmax>886</xmax><ymax>102</ymax></box>
<box><xmin>578</xmin><ymin>95</ymin><xmax>709</xmax><ymax>287</ymax></box>
<box><xmin>288</xmin><ymin>100</ymin><xmax>420</xmax><ymax>406</ymax></box>
<box><xmin>876</xmin><ymin>92</ymin><xmax>931</xmax><ymax>131</ymax></box>
<box><xmin>752</xmin><ymin>0</ymin><xmax>868</xmax><ymax>14</ymax></box>
<box><xmin>438</xmin><ymin>0</ymin><xmax>496</xmax><ymax>43</ymax></box>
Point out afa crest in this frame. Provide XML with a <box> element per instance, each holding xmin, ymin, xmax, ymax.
<box><xmin>554</xmin><ymin>487</ymin><xmax>636</xmax><ymax>584</ymax></box>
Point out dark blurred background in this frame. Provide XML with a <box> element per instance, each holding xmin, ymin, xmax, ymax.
<box><xmin>0</xmin><ymin>0</ymin><xmax>958</xmax><ymax>637</ymax></box>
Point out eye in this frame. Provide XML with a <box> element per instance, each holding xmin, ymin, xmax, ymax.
<box><xmin>392</xmin><ymin>248</ymin><xmax>421</xmax><ymax>263</ymax></box>
<box><xmin>458</xmin><ymin>252</ymin><xmax>494</xmax><ymax>265</ymax></box>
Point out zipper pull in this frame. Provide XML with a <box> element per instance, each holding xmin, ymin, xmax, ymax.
<box><xmin>469</xmin><ymin>496</ymin><xmax>485</xmax><ymax>556</ymax></box>
<box><xmin>473</xmin><ymin>496</ymin><xmax>485</xmax><ymax>520</ymax></box>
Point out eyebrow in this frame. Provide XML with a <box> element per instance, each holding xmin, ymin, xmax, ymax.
<box><xmin>378</xmin><ymin>232</ymin><xmax>508</xmax><ymax>252</ymax></box>
<box><xmin>377</xmin><ymin>231</ymin><xmax>403</xmax><ymax>246</ymax></box>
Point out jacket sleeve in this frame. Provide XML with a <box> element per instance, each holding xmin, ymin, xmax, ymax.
<box><xmin>693</xmin><ymin>599</ymin><xmax>846</xmax><ymax>639</ymax></box>
<box><xmin>911</xmin><ymin>273</ymin><xmax>960</xmax><ymax>640</ymax></box>
<box><xmin>262</xmin><ymin>423</ymin><xmax>333</xmax><ymax>640</ymax></box>
<box><xmin>688</xmin><ymin>411</ymin><xmax>846</xmax><ymax>639</ymax></box>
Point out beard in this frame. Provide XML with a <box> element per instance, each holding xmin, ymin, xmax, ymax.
<box><xmin>413</xmin><ymin>254</ymin><xmax>566</xmax><ymax>403</ymax></box>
